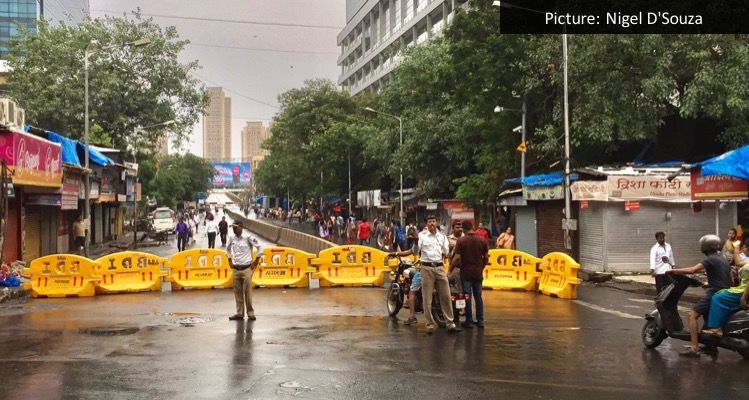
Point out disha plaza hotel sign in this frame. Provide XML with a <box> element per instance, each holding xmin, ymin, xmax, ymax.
<box><xmin>0</xmin><ymin>130</ymin><xmax>62</xmax><ymax>187</ymax></box>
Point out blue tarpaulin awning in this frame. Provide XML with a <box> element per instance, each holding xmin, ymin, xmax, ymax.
<box><xmin>76</xmin><ymin>142</ymin><xmax>115</xmax><ymax>167</ymax></box>
<box><xmin>695</xmin><ymin>144</ymin><xmax>749</xmax><ymax>181</ymax></box>
<box><xmin>46</xmin><ymin>131</ymin><xmax>81</xmax><ymax>166</ymax></box>
<box><xmin>502</xmin><ymin>171</ymin><xmax>579</xmax><ymax>188</ymax></box>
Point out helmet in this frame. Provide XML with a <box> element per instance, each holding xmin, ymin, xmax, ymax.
<box><xmin>699</xmin><ymin>234</ymin><xmax>722</xmax><ymax>254</ymax></box>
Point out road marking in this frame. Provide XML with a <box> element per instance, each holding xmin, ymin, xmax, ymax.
<box><xmin>628</xmin><ymin>298</ymin><xmax>652</xmax><ymax>304</ymax></box>
<box><xmin>572</xmin><ymin>300</ymin><xmax>642</xmax><ymax>319</ymax></box>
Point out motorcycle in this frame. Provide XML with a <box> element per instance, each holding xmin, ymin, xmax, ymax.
<box><xmin>386</xmin><ymin>255</ymin><xmax>465</xmax><ymax>327</ymax></box>
<box><xmin>642</xmin><ymin>273</ymin><xmax>749</xmax><ymax>359</ymax></box>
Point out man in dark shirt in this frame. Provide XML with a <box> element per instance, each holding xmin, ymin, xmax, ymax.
<box><xmin>452</xmin><ymin>220</ymin><xmax>489</xmax><ymax>329</ymax></box>
<box><xmin>218</xmin><ymin>216</ymin><xmax>229</xmax><ymax>247</ymax></box>
<box><xmin>667</xmin><ymin>234</ymin><xmax>732</xmax><ymax>357</ymax></box>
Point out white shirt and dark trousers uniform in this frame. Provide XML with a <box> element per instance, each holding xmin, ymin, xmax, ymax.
<box><xmin>415</xmin><ymin>230</ymin><xmax>458</xmax><ymax>332</ymax></box>
<box><xmin>227</xmin><ymin>231</ymin><xmax>262</xmax><ymax>320</ymax></box>
<box><xmin>651</xmin><ymin>242</ymin><xmax>675</xmax><ymax>294</ymax></box>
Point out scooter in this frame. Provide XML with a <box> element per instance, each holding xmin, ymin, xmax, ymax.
<box><xmin>642</xmin><ymin>273</ymin><xmax>749</xmax><ymax>359</ymax></box>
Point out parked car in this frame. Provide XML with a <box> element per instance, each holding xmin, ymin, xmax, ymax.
<box><xmin>150</xmin><ymin>207</ymin><xmax>176</xmax><ymax>233</ymax></box>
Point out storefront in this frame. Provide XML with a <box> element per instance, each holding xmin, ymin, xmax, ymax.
<box><xmin>0</xmin><ymin>130</ymin><xmax>62</xmax><ymax>263</ymax></box>
<box><xmin>572</xmin><ymin>173</ymin><xmax>737</xmax><ymax>273</ymax></box>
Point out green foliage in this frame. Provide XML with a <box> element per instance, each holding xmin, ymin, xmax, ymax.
<box><xmin>138</xmin><ymin>153</ymin><xmax>214</xmax><ymax>208</ymax></box>
<box><xmin>256</xmin><ymin>79</ymin><xmax>382</xmax><ymax>204</ymax></box>
<box><xmin>7</xmin><ymin>14</ymin><xmax>207</xmax><ymax>152</ymax></box>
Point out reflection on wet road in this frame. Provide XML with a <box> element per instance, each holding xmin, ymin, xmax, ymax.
<box><xmin>1</xmin><ymin>282</ymin><xmax>747</xmax><ymax>399</ymax></box>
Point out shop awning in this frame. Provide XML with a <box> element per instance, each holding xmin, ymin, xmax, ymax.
<box><xmin>26</xmin><ymin>125</ymin><xmax>115</xmax><ymax>167</ymax></box>
<box><xmin>503</xmin><ymin>171</ymin><xmax>579</xmax><ymax>188</ymax></box>
<box><xmin>695</xmin><ymin>144</ymin><xmax>749</xmax><ymax>181</ymax></box>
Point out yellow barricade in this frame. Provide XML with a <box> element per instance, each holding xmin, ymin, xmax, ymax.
<box><xmin>312</xmin><ymin>245</ymin><xmax>396</xmax><ymax>287</ymax></box>
<box><xmin>482</xmin><ymin>249</ymin><xmax>542</xmax><ymax>291</ymax></box>
<box><xmin>538</xmin><ymin>252</ymin><xmax>582</xmax><ymax>299</ymax></box>
<box><xmin>94</xmin><ymin>252</ymin><xmax>168</xmax><ymax>293</ymax></box>
<box><xmin>253</xmin><ymin>247</ymin><xmax>316</xmax><ymax>288</ymax></box>
<box><xmin>168</xmin><ymin>248</ymin><xmax>233</xmax><ymax>290</ymax></box>
<box><xmin>22</xmin><ymin>254</ymin><xmax>100</xmax><ymax>298</ymax></box>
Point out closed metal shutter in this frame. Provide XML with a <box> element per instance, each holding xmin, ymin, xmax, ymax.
<box><xmin>514</xmin><ymin>206</ymin><xmax>537</xmax><ymax>256</ymax></box>
<box><xmin>40</xmin><ymin>207</ymin><xmax>58</xmax><ymax>257</ymax></box>
<box><xmin>605</xmin><ymin>202</ymin><xmax>666</xmax><ymax>273</ymax></box>
<box><xmin>579</xmin><ymin>202</ymin><xmax>604</xmax><ymax>271</ymax></box>
<box><xmin>24</xmin><ymin>210</ymin><xmax>41</xmax><ymax>262</ymax></box>
<box><xmin>668</xmin><ymin>202</ymin><xmax>736</xmax><ymax>269</ymax></box>
<box><xmin>535</xmin><ymin>201</ymin><xmax>578</xmax><ymax>259</ymax></box>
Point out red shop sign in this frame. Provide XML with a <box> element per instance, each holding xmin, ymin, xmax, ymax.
<box><xmin>690</xmin><ymin>168</ymin><xmax>749</xmax><ymax>200</ymax></box>
<box><xmin>0</xmin><ymin>130</ymin><xmax>62</xmax><ymax>187</ymax></box>
<box><xmin>624</xmin><ymin>201</ymin><xmax>640</xmax><ymax>211</ymax></box>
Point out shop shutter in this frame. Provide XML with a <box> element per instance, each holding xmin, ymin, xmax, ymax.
<box><xmin>535</xmin><ymin>201</ymin><xmax>578</xmax><ymax>259</ymax></box>
<box><xmin>668</xmin><ymin>203</ymin><xmax>736</xmax><ymax>269</ymax></box>
<box><xmin>605</xmin><ymin>202</ymin><xmax>673</xmax><ymax>273</ymax></box>
<box><xmin>514</xmin><ymin>206</ymin><xmax>537</xmax><ymax>256</ymax></box>
<box><xmin>579</xmin><ymin>202</ymin><xmax>604</xmax><ymax>271</ymax></box>
<box><xmin>40</xmin><ymin>207</ymin><xmax>58</xmax><ymax>257</ymax></box>
<box><xmin>24</xmin><ymin>211</ymin><xmax>41</xmax><ymax>262</ymax></box>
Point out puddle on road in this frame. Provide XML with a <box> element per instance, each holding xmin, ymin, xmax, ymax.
<box><xmin>173</xmin><ymin>316</ymin><xmax>214</xmax><ymax>327</ymax></box>
<box><xmin>80</xmin><ymin>327</ymin><xmax>140</xmax><ymax>336</ymax></box>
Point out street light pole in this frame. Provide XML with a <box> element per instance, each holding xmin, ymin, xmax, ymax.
<box><xmin>348</xmin><ymin>153</ymin><xmax>352</xmax><ymax>218</ymax></box>
<box><xmin>363</xmin><ymin>107</ymin><xmax>404</xmax><ymax>227</ymax></box>
<box><xmin>83</xmin><ymin>49</ymin><xmax>91</xmax><ymax>257</ymax></box>
<box><xmin>562</xmin><ymin>32</ymin><xmax>572</xmax><ymax>250</ymax></box>
<box><xmin>521</xmin><ymin>98</ymin><xmax>526</xmax><ymax>179</ymax></box>
<box><xmin>83</xmin><ymin>37</ymin><xmax>150</xmax><ymax>256</ymax></box>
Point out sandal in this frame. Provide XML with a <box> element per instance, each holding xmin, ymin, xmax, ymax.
<box><xmin>703</xmin><ymin>329</ymin><xmax>723</xmax><ymax>337</ymax></box>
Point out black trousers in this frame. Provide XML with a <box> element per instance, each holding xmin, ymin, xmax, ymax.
<box><xmin>208</xmin><ymin>232</ymin><xmax>217</xmax><ymax>248</ymax></box>
<box><xmin>220</xmin><ymin>232</ymin><xmax>228</xmax><ymax>246</ymax></box>
<box><xmin>655</xmin><ymin>274</ymin><xmax>673</xmax><ymax>294</ymax></box>
<box><xmin>177</xmin><ymin>234</ymin><xmax>188</xmax><ymax>251</ymax></box>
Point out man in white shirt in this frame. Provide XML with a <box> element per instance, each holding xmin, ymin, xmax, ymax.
<box><xmin>416</xmin><ymin>215</ymin><xmax>461</xmax><ymax>334</ymax></box>
<box><xmin>650</xmin><ymin>231</ymin><xmax>675</xmax><ymax>294</ymax></box>
<box><xmin>226</xmin><ymin>221</ymin><xmax>263</xmax><ymax>321</ymax></box>
<box><xmin>205</xmin><ymin>215</ymin><xmax>218</xmax><ymax>248</ymax></box>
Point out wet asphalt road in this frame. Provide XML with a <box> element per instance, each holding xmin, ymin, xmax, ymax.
<box><xmin>2</xmin><ymin>215</ymin><xmax>748</xmax><ymax>399</ymax></box>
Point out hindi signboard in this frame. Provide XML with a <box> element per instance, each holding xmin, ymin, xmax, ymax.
<box><xmin>690</xmin><ymin>168</ymin><xmax>748</xmax><ymax>200</ymax></box>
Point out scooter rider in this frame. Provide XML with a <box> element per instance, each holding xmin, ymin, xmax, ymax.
<box><xmin>389</xmin><ymin>229</ymin><xmax>422</xmax><ymax>325</ymax></box>
<box><xmin>666</xmin><ymin>234</ymin><xmax>732</xmax><ymax>357</ymax></box>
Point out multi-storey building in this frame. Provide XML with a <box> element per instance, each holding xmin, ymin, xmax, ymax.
<box><xmin>337</xmin><ymin>0</ymin><xmax>466</xmax><ymax>95</ymax></box>
<box><xmin>203</xmin><ymin>87</ymin><xmax>232</xmax><ymax>161</ymax></box>
<box><xmin>241</xmin><ymin>121</ymin><xmax>270</xmax><ymax>162</ymax></box>
<box><xmin>0</xmin><ymin>0</ymin><xmax>89</xmax><ymax>57</ymax></box>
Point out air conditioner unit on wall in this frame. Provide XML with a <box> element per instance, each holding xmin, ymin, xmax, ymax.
<box><xmin>0</xmin><ymin>99</ymin><xmax>13</xmax><ymax>127</ymax></box>
<box><xmin>15</xmin><ymin>108</ymin><xmax>25</xmax><ymax>128</ymax></box>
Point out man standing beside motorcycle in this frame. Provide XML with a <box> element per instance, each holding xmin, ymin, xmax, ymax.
<box><xmin>666</xmin><ymin>234</ymin><xmax>732</xmax><ymax>357</ymax></box>
<box><xmin>452</xmin><ymin>220</ymin><xmax>489</xmax><ymax>329</ymax></box>
<box><xmin>390</xmin><ymin>229</ymin><xmax>423</xmax><ymax>325</ymax></box>
<box><xmin>416</xmin><ymin>215</ymin><xmax>461</xmax><ymax>334</ymax></box>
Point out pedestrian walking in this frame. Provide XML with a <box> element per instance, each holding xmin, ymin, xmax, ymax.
<box><xmin>418</xmin><ymin>215</ymin><xmax>461</xmax><ymax>334</ymax></box>
<box><xmin>227</xmin><ymin>221</ymin><xmax>263</xmax><ymax>321</ymax></box>
<box><xmin>206</xmin><ymin>214</ymin><xmax>218</xmax><ymax>249</ymax></box>
<box><xmin>357</xmin><ymin>218</ymin><xmax>371</xmax><ymax>245</ymax></box>
<box><xmin>176</xmin><ymin>218</ymin><xmax>189</xmax><ymax>252</ymax></box>
<box><xmin>475</xmin><ymin>222</ymin><xmax>490</xmax><ymax>242</ymax></box>
<box><xmin>453</xmin><ymin>220</ymin><xmax>489</xmax><ymax>329</ymax></box>
<box><xmin>651</xmin><ymin>231</ymin><xmax>675</xmax><ymax>294</ymax></box>
<box><xmin>218</xmin><ymin>216</ymin><xmax>229</xmax><ymax>247</ymax></box>
<box><xmin>72</xmin><ymin>215</ymin><xmax>87</xmax><ymax>255</ymax></box>
<box><xmin>496</xmin><ymin>227</ymin><xmax>515</xmax><ymax>249</ymax></box>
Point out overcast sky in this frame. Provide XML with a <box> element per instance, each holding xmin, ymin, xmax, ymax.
<box><xmin>89</xmin><ymin>0</ymin><xmax>345</xmax><ymax>158</ymax></box>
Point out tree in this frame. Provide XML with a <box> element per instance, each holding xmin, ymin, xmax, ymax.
<box><xmin>256</xmin><ymin>80</ymin><xmax>382</xmax><ymax>207</ymax></box>
<box><xmin>138</xmin><ymin>153</ymin><xmax>214</xmax><ymax>208</ymax></box>
<box><xmin>7</xmin><ymin>13</ymin><xmax>207</xmax><ymax>151</ymax></box>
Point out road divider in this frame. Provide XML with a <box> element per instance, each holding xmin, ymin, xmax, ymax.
<box><xmin>537</xmin><ymin>252</ymin><xmax>582</xmax><ymax>299</ymax></box>
<box><xmin>94</xmin><ymin>252</ymin><xmax>168</xmax><ymax>293</ymax></box>
<box><xmin>312</xmin><ymin>245</ymin><xmax>396</xmax><ymax>287</ymax></box>
<box><xmin>167</xmin><ymin>248</ymin><xmax>233</xmax><ymax>290</ymax></box>
<box><xmin>23</xmin><ymin>254</ymin><xmax>100</xmax><ymax>297</ymax></box>
<box><xmin>482</xmin><ymin>249</ymin><xmax>542</xmax><ymax>291</ymax></box>
<box><xmin>254</xmin><ymin>247</ymin><xmax>316</xmax><ymax>288</ymax></box>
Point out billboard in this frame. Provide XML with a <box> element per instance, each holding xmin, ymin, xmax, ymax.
<box><xmin>211</xmin><ymin>163</ymin><xmax>251</xmax><ymax>188</ymax></box>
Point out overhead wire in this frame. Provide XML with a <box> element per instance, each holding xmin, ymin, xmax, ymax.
<box><xmin>187</xmin><ymin>42</ymin><xmax>338</xmax><ymax>56</ymax></box>
<box><xmin>192</xmin><ymin>72</ymin><xmax>279</xmax><ymax>110</ymax></box>
<box><xmin>90</xmin><ymin>9</ymin><xmax>343</xmax><ymax>30</ymax></box>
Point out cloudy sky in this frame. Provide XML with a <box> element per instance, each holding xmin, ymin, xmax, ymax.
<box><xmin>89</xmin><ymin>0</ymin><xmax>345</xmax><ymax>158</ymax></box>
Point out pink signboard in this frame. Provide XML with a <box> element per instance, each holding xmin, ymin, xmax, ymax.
<box><xmin>0</xmin><ymin>130</ymin><xmax>62</xmax><ymax>187</ymax></box>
